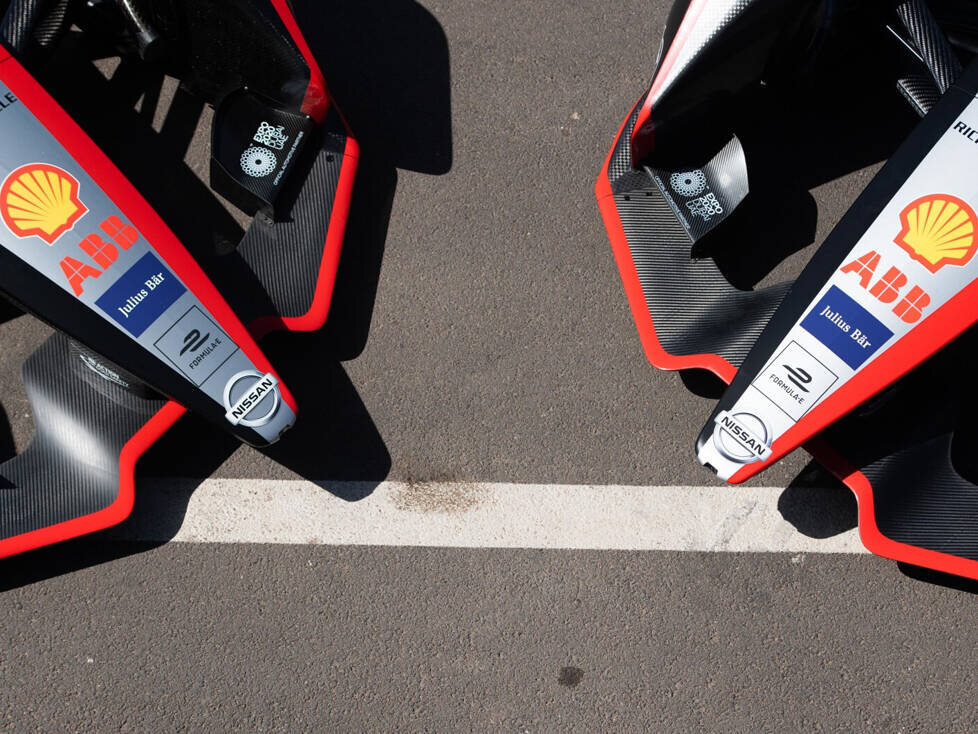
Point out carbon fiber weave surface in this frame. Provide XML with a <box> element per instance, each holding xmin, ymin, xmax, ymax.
<box><xmin>606</xmin><ymin>104</ymin><xmax>787</xmax><ymax>367</ymax></box>
<box><xmin>0</xmin><ymin>0</ymin><xmax>47</xmax><ymax>52</ymax></box>
<box><xmin>234</xmin><ymin>123</ymin><xmax>347</xmax><ymax>320</ymax></box>
<box><xmin>0</xmin><ymin>333</ymin><xmax>164</xmax><ymax>539</ymax></box>
<box><xmin>898</xmin><ymin>0</ymin><xmax>963</xmax><ymax>93</ymax></box>
<box><xmin>821</xmin><ymin>328</ymin><xmax>978</xmax><ymax>563</ymax></box>
<box><xmin>147</xmin><ymin>0</ymin><xmax>310</xmax><ymax>107</ymax></box>
<box><xmin>898</xmin><ymin>73</ymin><xmax>942</xmax><ymax>116</ymax></box>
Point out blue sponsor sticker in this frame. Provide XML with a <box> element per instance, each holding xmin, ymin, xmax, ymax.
<box><xmin>800</xmin><ymin>285</ymin><xmax>893</xmax><ymax>370</ymax></box>
<box><xmin>95</xmin><ymin>252</ymin><xmax>186</xmax><ymax>337</ymax></box>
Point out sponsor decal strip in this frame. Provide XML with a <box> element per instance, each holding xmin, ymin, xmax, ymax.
<box><xmin>0</xmin><ymin>73</ymin><xmax>292</xmax><ymax>441</ymax></box>
<box><xmin>700</xmin><ymin>104</ymin><xmax>978</xmax><ymax>480</ymax></box>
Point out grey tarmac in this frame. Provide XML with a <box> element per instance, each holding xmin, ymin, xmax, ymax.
<box><xmin>1</xmin><ymin>0</ymin><xmax>974</xmax><ymax>731</ymax></box>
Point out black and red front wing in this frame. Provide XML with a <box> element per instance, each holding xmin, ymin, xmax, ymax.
<box><xmin>597</xmin><ymin>1</ymin><xmax>978</xmax><ymax>581</ymax></box>
<box><xmin>0</xmin><ymin>0</ymin><xmax>358</xmax><ymax>558</ymax></box>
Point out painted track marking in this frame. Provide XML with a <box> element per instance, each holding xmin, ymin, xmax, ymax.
<box><xmin>110</xmin><ymin>480</ymin><xmax>866</xmax><ymax>553</ymax></box>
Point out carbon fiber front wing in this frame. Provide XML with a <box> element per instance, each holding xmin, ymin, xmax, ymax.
<box><xmin>597</xmin><ymin>60</ymin><xmax>978</xmax><ymax>583</ymax></box>
<box><xmin>0</xmin><ymin>0</ymin><xmax>359</xmax><ymax>558</ymax></box>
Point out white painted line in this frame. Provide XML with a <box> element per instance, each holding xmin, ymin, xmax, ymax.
<box><xmin>113</xmin><ymin>480</ymin><xmax>867</xmax><ymax>553</ymax></box>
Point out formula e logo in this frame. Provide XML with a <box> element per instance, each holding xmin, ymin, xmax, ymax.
<box><xmin>0</xmin><ymin>163</ymin><xmax>87</xmax><ymax>245</ymax></box>
<box><xmin>180</xmin><ymin>328</ymin><xmax>210</xmax><ymax>356</ymax></box>
<box><xmin>712</xmin><ymin>410</ymin><xmax>773</xmax><ymax>464</ymax></box>
<box><xmin>223</xmin><ymin>370</ymin><xmax>280</xmax><ymax>427</ymax></box>
<box><xmin>783</xmin><ymin>366</ymin><xmax>812</xmax><ymax>393</ymax></box>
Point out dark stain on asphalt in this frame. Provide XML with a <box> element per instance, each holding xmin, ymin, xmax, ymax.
<box><xmin>392</xmin><ymin>481</ymin><xmax>483</xmax><ymax>514</ymax></box>
<box><xmin>558</xmin><ymin>666</ymin><xmax>584</xmax><ymax>688</ymax></box>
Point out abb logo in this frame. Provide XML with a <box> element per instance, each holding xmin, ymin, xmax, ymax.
<box><xmin>839</xmin><ymin>250</ymin><xmax>931</xmax><ymax>324</ymax></box>
<box><xmin>59</xmin><ymin>215</ymin><xmax>140</xmax><ymax>295</ymax></box>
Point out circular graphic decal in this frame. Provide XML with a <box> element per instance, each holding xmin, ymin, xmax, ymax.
<box><xmin>713</xmin><ymin>411</ymin><xmax>771</xmax><ymax>464</ymax></box>
<box><xmin>240</xmin><ymin>146</ymin><xmax>278</xmax><ymax>178</ymax></box>
<box><xmin>222</xmin><ymin>370</ymin><xmax>280</xmax><ymax>428</ymax></box>
<box><xmin>669</xmin><ymin>170</ymin><xmax>707</xmax><ymax>198</ymax></box>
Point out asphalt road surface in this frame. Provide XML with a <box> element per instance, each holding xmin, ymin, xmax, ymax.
<box><xmin>3</xmin><ymin>1</ymin><xmax>978</xmax><ymax>731</ymax></box>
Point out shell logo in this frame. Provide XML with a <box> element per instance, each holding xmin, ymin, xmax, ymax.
<box><xmin>0</xmin><ymin>163</ymin><xmax>87</xmax><ymax>245</ymax></box>
<box><xmin>895</xmin><ymin>194</ymin><xmax>978</xmax><ymax>273</ymax></box>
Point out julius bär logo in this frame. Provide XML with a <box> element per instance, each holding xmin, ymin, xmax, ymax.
<box><xmin>0</xmin><ymin>163</ymin><xmax>87</xmax><ymax>245</ymax></box>
<box><xmin>895</xmin><ymin>194</ymin><xmax>977</xmax><ymax>273</ymax></box>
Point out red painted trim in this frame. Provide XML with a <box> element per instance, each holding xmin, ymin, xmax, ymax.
<box><xmin>0</xmin><ymin>8</ymin><xmax>361</xmax><ymax>559</ymax></box>
<box><xmin>728</xmin><ymin>274</ymin><xmax>978</xmax><ymax>484</ymax></box>
<box><xmin>0</xmin><ymin>401</ymin><xmax>186</xmax><ymax>559</ymax></box>
<box><xmin>249</xmin><ymin>134</ymin><xmax>360</xmax><ymax>339</ymax></box>
<box><xmin>598</xmin><ymin>103</ymin><xmax>978</xmax><ymax>580</ymax></box>
<box><xmin>630</xmin><ymin>0</ymin><xmax>709</xmax><ymax>165</ymax></box>
<box><xmin>268</xmin><ymin>0</ymin><xmax>329</xmax><ymax>124</ymax></box>
<box><xmin>596</xmin><ymin>112</ymin><xmax>737</xmax><ymax>383</ymax></box>
<box><xmin>806</xmin><ymin>437</ymin><xmax>978</xmax><ymax>580</ymax></box>
<box><xmin>0</xmin><ymin>57</ymin><xmax>297</xmax><ymax>414</ymax></box>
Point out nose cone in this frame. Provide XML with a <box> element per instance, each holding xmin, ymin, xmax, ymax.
<box><xmin>630</xmin><ymin>0</ymin><xmax>826</xmax><ymax>166</ymax></box>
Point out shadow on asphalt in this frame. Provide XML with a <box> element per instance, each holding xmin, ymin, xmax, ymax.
<box><xmin>294</xmin><ymin>0</ymin><xmax>453</xmax><ymax>176</ymax></box>
<box><xmin>0</xmin><ymin>0</ymin><xmax>452</xmax><ymax>589</ymax></box>
<box><xmin>779</xmin><ymin>462</ymin><xmax>857</xmax><ymax>540</ymax></box>
<box><xmin>665</xmin><ymin>24</ymin><xmax>923</xmax><ymax>545</ymax></box>
<box><xmin>897</xmin><ymin>563</ymin><xmax>978</xmax><ymax>595</ymax></box>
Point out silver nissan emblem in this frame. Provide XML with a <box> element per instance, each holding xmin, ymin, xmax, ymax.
<box><xmin>713</xmin><ymin>411</ymin><xmax>772</xmax><ymax>464</ymax></box>
<box><xmin>223</xmin><ymin>370</ymin><xmax>280</xmax><ymax>428</ymax></box>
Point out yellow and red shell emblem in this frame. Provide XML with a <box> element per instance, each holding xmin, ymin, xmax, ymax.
<box><xmin>0</xmin><ymin>163</ymin><xmax>87</xmax><ymax>245</ymax></box>
<box><xmin>895</xmin><ymin>193</ymin><xmax>978</xmax><ymax>273</ymax></box>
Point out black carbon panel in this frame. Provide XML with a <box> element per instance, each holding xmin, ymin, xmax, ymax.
<box><xmin>0</xmin><ymin>0</ymin><xmax>48</xmax><ymax>52</ymax></box>
<box><xmin>605</xmin><ymin>106</ymin><xmax>788</xmax><ymax>367</ymax></box>
<box><xmin>898</xmin><ymin>0</ymin><xmax>963</xmax><ymax>93</ymax></box>
<box><xmin>607</xmin><ymin>104</ymin><xmax>647</xmax><ymax>183</ymax></box>
<box><xmin>863</xmin><ymin>439</ymin><xmax>978</xmax><ymax>561</ymax></box>
<box><xmin>233</xmin><ymin>125</ymin><xmax>347</xmax><ymax>320</ymax></box>
<box><xmin>31</xmin><ymin>0</ymin><xmax>69</xmax><ymax>50</ymax></box>
<box><xmin>816</xmin><ymin>326</ymin><xmax>978</xmax><ymax>563</ymax></box>
<box><xmin>148</xmin><ymin>0</ymin><xmax>310</xmax><ymax>108</ymax></box>
<box><xmin>897</xmin><ymin>73</ymin><xmax>942</xmax><ymax>116</ymax></box>
<box><xmin>0</xmin><ymin>333</ymin><xmax>164</xmax><ymax>539</ymax></box>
